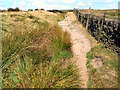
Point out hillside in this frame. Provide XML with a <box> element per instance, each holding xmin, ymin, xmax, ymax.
<box><xmin>2</xmin><ymin>10</ymin><xmax>80</xmax><ymax>88</ymax></box>
<box><xmin>1</xmin><ymin>10</ymin><xmax>119</xmax><ymax>88</ymax></box>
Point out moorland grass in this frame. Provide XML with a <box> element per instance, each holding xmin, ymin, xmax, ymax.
<box><xmin>86</xmin><ymin>44</ymin><xmax>119</xmax><ymax>88</ymax></box>
<box><xmin>2</xmin><ymin>11</ymin><xmax>80</xmax><ymax>88</ymax></box>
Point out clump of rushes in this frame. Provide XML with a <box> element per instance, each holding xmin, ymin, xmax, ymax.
<box><xmin>2</xmin><ymin>12</ymin><xmax>81</xmax><ymax>88</ymax></box>
<box><xmin>3</xmin><ymin>56</ymin><xmax>80</xmax><ymax>88</ymax></box>
<box><xmin>28</xmin><ymin>15</ymin><xmax>36</xmax><ymax>19</ymax></box>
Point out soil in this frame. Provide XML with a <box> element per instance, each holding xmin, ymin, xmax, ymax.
<box><xmin>58</xmin><ymin>12</ymin><xmax>91</xmax><ymax>88</ymax></box>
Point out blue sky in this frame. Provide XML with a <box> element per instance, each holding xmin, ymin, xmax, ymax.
<box><xmin>0</xmin><ymin>0</ymin><xmax>119</xmax><ymax>10</ymax></box>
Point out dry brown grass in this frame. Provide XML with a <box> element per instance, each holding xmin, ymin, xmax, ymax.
<box><xmin>2</xmin><ymin>10</ymin><xmax>81</xmax><ymax>88</ymax></box>
<box><xmin>2</xmin><ymin>10</ymin><xmax>58</xmax><ymax>25</ymax></box>
<box><xmin>66</xmin><ymin>12</ymin><xmax>77</xmax><ymax>23</ymax></box>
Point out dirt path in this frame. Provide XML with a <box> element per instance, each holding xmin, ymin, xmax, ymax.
<box><xmin>58</xmin><ymin>12</ymin><xmax>91</xmax><ymax>88</ymax></box>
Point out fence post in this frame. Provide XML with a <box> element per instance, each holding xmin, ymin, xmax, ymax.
<box><xmin>81</xmin><ymin>13</ymin><xmax>83</xmax><ymax>24</ymax></box>
<box><xmin>98</xmin><ymin>13</ymin><xmax>106</xmax><ymax>42</ymax></box>
<box><xmin>86</xmin><ymin>8</ymin><xmax>91</xmax><ymax>29</ymax></box>
<box><xmin>86</xmin><ymin>14</ymin><xmax>90</xmax><ymax>30</ymax></box>
<box><xmin>77</xmin><ymin>12</ymin><xmax>79</xmax><ymax>20</ymax></box>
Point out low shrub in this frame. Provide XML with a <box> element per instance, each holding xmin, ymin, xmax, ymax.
<box><xmin>8</xmin><ymin>7</ymin><xmax>20</xmax><ymax>12</ymax></box>
<box><xmin>28</xmin><ymin>9</ymin><xmax>33</xmax><ymax>11</ymax></box>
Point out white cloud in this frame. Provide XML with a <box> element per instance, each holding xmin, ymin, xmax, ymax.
<box><xmin>37</xmin><ymin>4</ymin><xmax>72</xmax><ymax>10</ymax></box>
<box><xmin>26</xmin><ymin>0</ymin><xmax>47</xmax><ymax>8</ymax></box>
<box><xmin>14</xmin><ymin>1</ymin><xmax>27</xmax><ymax>10</ymax></box>
<box><xmin>13</xmin><ymin>1</ymin><xmax>17</xmax><ymax>6</ymax></box>
<box><xmin>78</xmin><ymin>2</ymin><xmax>86</xmax><ymax>7</ymax></box>
<box><xmin>109</xmin><ymin>3</ymin><xmax>117</xmax><ymax>9</ymax></box>
<box><xmin>105</xmin><ymin>0</ymin><xmax>117</xmax><ymax>3</ymax></box>
<box><xmin>48</xmin><ymin>4</ymin><xmax>72</xmax><ymax>10</ymax></box>
<box><xmin>26</xmin><ymin>0</ymin><xmax>73</xmax><ymax>9</ymax></box>
<box><xmin>0</xmin><ymin>6</ymin><xmax>7</xmax><ymax>10</ymax></box>
<box><xmin>62</xmin><ymin>0</ymin><xmax>74</xmax><ymax>4</ymax></box>
<box><xmin>0</xmin><ymin>2</ymin><xmax>3</xmax><ymax>6</ymax></box>
<box><xmin>87</xmin><ymin>2</ymin><xmax>93</xmax><ymax>6</ymax></box>
<box><xmin>100</xmin><ymin>8</ymin><xmax>107</xmax><ymax>10</ymax></box>
<box><xmin>106</xmin><ymin>0</ymin><xmax>112</xmax><ymax>3</ymax></box>
<box><xmin>47</xmin><ymin>0</ymin><xmax>55</xmax><ymax>2</ymax></box>
<box><xmin>19</xmin><ymin>1</ymin><xmax>26</xmax><ymax>7</ymax></box>
<box><xmin>27</xmin><ymin>0</ymin><xmax>42</xmax><ymax>2</ymax></box>
<box><xmin>31</xmin><ymin>2</ymin><xmax>47</xmax><ymax>8</ymax></box>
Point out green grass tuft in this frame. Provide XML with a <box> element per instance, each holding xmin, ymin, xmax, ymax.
<box><xmin>86</xmin><ymin>44</ymin><xmax>119</xmax><ymax>88</ymax></box>
<box><xmin>2</xmin><ymin>12</ymin><xmax>81</xmax><ymax>88</ymax></box>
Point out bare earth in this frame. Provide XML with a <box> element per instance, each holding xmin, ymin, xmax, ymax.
<box><xmin>58</xmin><ymin>12</ymin><xmax>91</xmax><ymax>88</ymax></box>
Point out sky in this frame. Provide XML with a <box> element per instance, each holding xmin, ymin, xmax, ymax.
<box><xmin>0</xmin><ymin>0</ymin><xmax>119</xmax><ymax>10</ymax></box>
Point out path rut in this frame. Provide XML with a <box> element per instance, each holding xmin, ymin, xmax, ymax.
<box><xmin>58</xmin><ymin>13</ymin><xmax>91</xmax><ymax>88</ymax></box>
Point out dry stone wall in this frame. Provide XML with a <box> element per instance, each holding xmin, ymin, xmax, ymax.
<box><xmin>74</xmin><ymin>9</ymin><xmax>120</xmax><ymax>53</ymax></box>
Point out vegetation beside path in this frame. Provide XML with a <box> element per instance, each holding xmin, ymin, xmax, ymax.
<box><xmin>81</xmin><ymin>24</ymin><xmax>119</xmax><ymax>88</ymax></box>
<box><xmin>72</xmin><ymin>10</ymin><xmax>119</xmax><ymax>88</ymax></box>
<box><xmin>87</xmin><ymin>44</ymin><xmax>118</xmax><ymax>88</ymax></box>
<box><xmin>2</xmin><ymin>11</ymin><xmax>80</xmax><ymax>88</ymax></box>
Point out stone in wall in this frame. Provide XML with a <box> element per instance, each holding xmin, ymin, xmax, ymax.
<box><xmin>74</xmin><ymin>9</ymin><xmax>120</xmax><ymax>53</ymax></box>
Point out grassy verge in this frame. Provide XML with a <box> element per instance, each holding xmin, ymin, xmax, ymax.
<box><xmin>86</xmin><ymin>44</ymin><xmax>119</xmax><ymax>88</ymax></box>
<box><xmin>2</xmin><ymin>11</ymin><xmax>80</xmax><ymax>88</ymax></box>
<box><xmin>105</xmin><ymin>16</ymin><xmax>120</xmax><ymax>21</ymax></box>
<box><xmin>73</xmin><ymin>10</ymin><xmax>119</xmax><ymax>88</ymax></box>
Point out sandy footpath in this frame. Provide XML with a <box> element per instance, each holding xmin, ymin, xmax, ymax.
<box><xmin>58</xmin><ymin>12</ymin><xmax>91</xmax><ymax>88</ymax></box>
